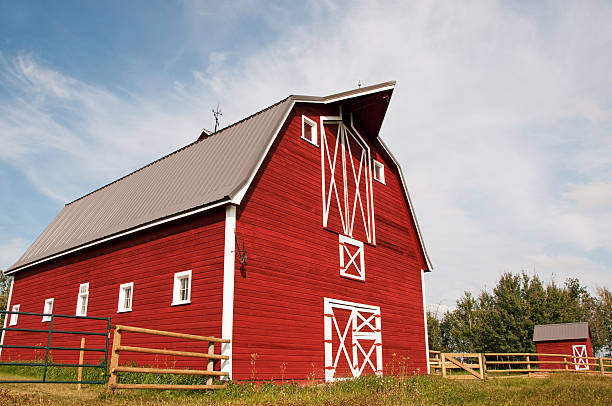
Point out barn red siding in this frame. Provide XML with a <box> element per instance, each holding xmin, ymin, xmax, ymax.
<box><xmin>2</xmin><ymin>208</ymin><xmax>226</xmax><ymax>369</ymax></box>
<box><xmin>536</xmin><ymin>338</ymin><xmax>594</xmax><ymax>370</ymax></box>
<box><xmin>232</xmin><ymin>103</ymin><xmax>428</xmax><ymax>381</ymax></box>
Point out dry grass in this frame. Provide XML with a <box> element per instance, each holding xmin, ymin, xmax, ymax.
<box><xmin>0</xmin><ymin>372</ymin><xmax>611</xmax><ymax>405</ymax></box>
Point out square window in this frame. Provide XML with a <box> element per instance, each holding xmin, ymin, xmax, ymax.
<box><xmin>172</xmin><ymin>270</ymin><xmax>192</xmax><ymax>306</ymax></box>
<box><xmin>42</xmin><ymin>298</ymin><xmax>54</xmax><ymax>322</ymax></box>
<box><xmin>9</xmin><ymin>304</ymin><xmax>20</xmax><ymax>326</ymax></box>
<box><xmin>76</xmin><ymin>282</ymin><xmax>89</xmax><ymax>317</ymax></box>
<box><xmin>373</xmin><ymin>160</ymin><xmax>385</xmax><ymax>184</ymax></box>
<box><xmin>302</xmin><ymin>116</ymin><xmax>318</xmax><ymax>146</ymax></box>
<box><xmin>117</xmin><ymin>282</ymin><xmax>134</xmax><ymax>313</ymax></box>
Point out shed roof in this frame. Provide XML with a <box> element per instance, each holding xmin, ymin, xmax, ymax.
<box><xmin>533</xmin><ymin>322</ymin><xmax>591</xmax><ymax>342</ymax></box>
<box><xmin>7</xmin><ymin>81</ymin><xmax>432</xmax><ymax>274</ymax></box>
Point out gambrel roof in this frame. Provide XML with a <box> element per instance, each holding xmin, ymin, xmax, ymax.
<box><xmin>7</xmin><ymin>81</ymin><xmax>432</xmax><ymax>274</ymax></box>
<box><xmin>533</xmin><ymin>322</ymin><xmax>591</xmax><ymax>342</ymax></box>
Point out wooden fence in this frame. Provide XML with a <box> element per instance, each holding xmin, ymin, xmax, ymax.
<box><xmin>429</xmin><ymin>350</ymin><xmax>612</xmax><ymax>380</ymax></box>
<box><xmin>108</xmin><ymin>325</ymin><xmax>230</xmax><ymax>391</ymax></box>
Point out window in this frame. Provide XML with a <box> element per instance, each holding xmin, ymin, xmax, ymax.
<box><xmin>117</xmin><ymin>282</ymin><xmax>134</xmax><ymax>313</ymax></box>
<box><xmin>172</xmin><ymin>270</ymin><xmax>192</xmax><ymax>306</ymax></box>
<box><xmin>301</xmin><ymin>116</ymin><xmax>318</xmax><ymax>146</ymax></box>
<box><xmin>9</xmin><ymin>304</ymin><xmax>19</xmax><ymax>326</ymax></box>
<box><xmin>42</xmin><ymin>298</ymin><xmax>54</xmax><ymax>322</ymax></box>
<box><xmin>76</xmin><ymin>282</ymin><xmax>89</xmax><ymax>316</ymax></box>
<box><xmin>373</xmin><ymin>160</ymin><xmax>385</xmax><ymax>184</ymax></box>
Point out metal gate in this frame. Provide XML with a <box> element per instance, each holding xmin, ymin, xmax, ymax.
<box><xmin>0</xmin><ymin>311</ymin><xmax>111</xmax><ymax>384</ymax></box>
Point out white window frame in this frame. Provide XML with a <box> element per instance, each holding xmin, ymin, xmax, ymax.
<box><xmin>9</xmin><ymin>304</ymin><xmax>19</xmax><ymax>326</ymax></box>
<box><xmin>76</xmin><ymin>282</ymin><xmax>89</xmax><ymax>317</ymax></box>
<box><xmin>301</xmin><ymin>115</ymin><xmax>318</xmax><ymax>146</ymax></box>
<box><xmin>373</xmin><ymin>160</ymin><xmax>385</xmax><ymax>184</ymax></box>
<box><xmin>42</xmin><ymin>298</ymin><xmax>54</xmax><ymax>322</ymax></box>
<box><xmin>339</xmin><ymin>234</ymin><xmax>366</xmax><ymax>281</ymax></box>
<box><xmin>172</xmin><ymin>270</ymin><xmax>192</xmax><ymax>306</ymax></box>
<box><xmin>117</xmin><ymin>282</ymin><xmax>134</xmax><ymax>313</ymax></box>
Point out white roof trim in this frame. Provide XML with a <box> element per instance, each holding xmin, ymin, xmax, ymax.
<box><xmin>378</xmin><ymin>138</ymin><xmax>433</xmax><ymax>271</ymax></box>
<box><xmin>5</xmin><ymin>198</ymin><xmax>230</xmax><ymax>275</ymax></box>
<box><xmin>305</xmin><ymin>84</ymin><xmax>396</xmax><ymax>105</ymax></box>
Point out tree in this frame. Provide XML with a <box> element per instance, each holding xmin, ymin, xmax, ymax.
<box><xmin>426</xmin><ymin>310</ymin><xmax>443</xmax><ymax>352</ymax></box>
<box><xmin>0</xmin><ymin>272</ymin><xmax>12</xmax><ymax>327</ymax></box>
<box><xmin>591</xmin><ymin>287</ymin><xmax>612</xmax><ymax>356</ymax></box>
<box><xmin>428</xmin><ymin>271</ymin><xmax>610</xmax><ymax>354</ymax></box>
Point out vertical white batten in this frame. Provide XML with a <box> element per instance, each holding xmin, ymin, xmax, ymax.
<box><xmin>0</xmin><ymin>277</ymin><xmax>14</xmax><ymax>359</ymax></box>
<box><xmin>421</xmin><ymin>270</ymin><xmax>430</xmax><ymax>374</ymax></box>
<box><xmin>221</xmin><ymin>204</ymin><xmax>237</xmax><ymax>379</ymax></box>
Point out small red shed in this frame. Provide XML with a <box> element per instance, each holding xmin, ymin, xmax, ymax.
<box><xmin>533</xmin><ymin>322</ymin><xmax>593</xmax><ymax>370</ymax></box>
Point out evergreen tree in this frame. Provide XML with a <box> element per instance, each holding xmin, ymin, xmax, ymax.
<box><xmin>429</xmin><ymin>271</ymin><xmax>610</xmax><ymax>355</ymax></box>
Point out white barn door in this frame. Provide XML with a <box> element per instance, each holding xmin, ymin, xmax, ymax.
<box><xmin>572</xmin><ymin>344</ymin><xmax>589</xmax><ymax>370</ymax></box>
<box><xmin>324</xmin><ymin>298</ymin><xmax>382</xmax><ymax>382</ymax></box>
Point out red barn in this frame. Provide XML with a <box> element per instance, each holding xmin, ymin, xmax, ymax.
<box><xmin>533</xmin><ymin>322</ymin><xmax>593</xmax><ymax>370</ymax></box>
<box><xmin>1</xmin><ymin>81</ymin><xmax>433</xmax><ymax>382</ymax></box>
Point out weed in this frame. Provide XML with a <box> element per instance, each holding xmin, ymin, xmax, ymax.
<box><xmin>249</xmin><ymin>353</ymin><xmax>259</xmax><ymax>382</ymax></box>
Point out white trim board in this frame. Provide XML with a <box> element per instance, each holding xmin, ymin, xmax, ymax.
<box><xmin>421</xmin><ymin>270</ymin><xmax>430</xmax><ymax>374</ymax></box>
<box><xmin>221</xmin><ymin>204</ymin><xmax>237</xmax><ymax>379</ymax></box>
<box><xmin>0</xmin><ymin>278</ymin><xmax>14</xmax><ymax>358</ymax></box>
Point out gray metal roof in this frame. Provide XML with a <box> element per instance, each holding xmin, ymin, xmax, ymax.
<box><xmin>7</xmin><ymin>96</ymin><xmax>293</xmax><ymax>273</ymax></box>
<box><xmin>533</xmin><ymin>322</ymin><xmax>591</xmax><ymax>342</ymax></box>
<box><xmin>8</xmin><ymin>81</ymin><xmax>433</xmax><ymax>274</ymax></box>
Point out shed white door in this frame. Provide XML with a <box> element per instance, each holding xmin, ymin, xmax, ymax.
<box><xmin>572</xmin><ymin>344</ymin><xmax>589</xmax><ymax>370</ymax></box>
<box><xmin>324</xmin><ymin>298</ymin><xmax>382</xmax><ymax>382</ymax></box>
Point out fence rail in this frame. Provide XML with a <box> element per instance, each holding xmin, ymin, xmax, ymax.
<box><xmin>108</xmin><ymin>324</ymin><xmax>230</xmax><ymax>391</ymax></box>
<box><xmin>430</xmin><ymin>350</ymin><xmax>612</xmax><ymax>380</ymax></box>
<box><xmin>0</xmin><ymin>311</ymin><xmax>111</xmax><ymax>385</ymax></box>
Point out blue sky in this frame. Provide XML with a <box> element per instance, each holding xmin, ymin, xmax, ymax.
<box><xmin>1</xmin><ymin>0</ymin><xmax>611</xmax><ymax>309</ymax></box>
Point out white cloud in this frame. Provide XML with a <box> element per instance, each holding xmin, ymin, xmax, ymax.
<box><xmin>427</xmin><ymin>303</ymin><xmax>456</xmax><ymax>317</ymax></box>
<box><xmin>0</xmin><ymin>238</ymin><xmax>29</xmax><ymax>272</ymax></box>
<box><xmin>563</xmin><ymin>182</ymin><xmax>612</xmax><ymax>211</ymax></box>
<box><xmin>0</xmin><ymin>53</ymin><xmax>220</xmax><ymax>203</ymax></box>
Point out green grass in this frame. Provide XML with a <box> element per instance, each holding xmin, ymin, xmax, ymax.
<box><xmin>0</xmin><ymin>371</ymin><xmax>611</xmax><ymax>405</ymax></box>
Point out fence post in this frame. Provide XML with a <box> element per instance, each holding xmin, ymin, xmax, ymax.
<box><xmin>526</xmin><ymin>355</ymin><xmax>531</xmax><ymax>377</ymax></box>
<box><xmin>564</xmin><ymin>357</ymin><xmax>569</xmax><ymax>371</ymax></box>
<box><xmin>600</xmin><ymin>358</ymin><xmax>605</xmax><ymax>375</ymax></box>
<box><xmin>482</xmin><ymin>354</ymin><xmax>488</xmax><ymax>380</ymax></box>
<box><xmin>107</xmin><ymin>327</ymin><xmax>122</xmax><ymax>390</ymax></box>
<box><xmin>207</xmin><ymin>341</ymin><xmax>214</xmax><ymax>386</ymax></box>
<box><xmin>441</xmin><ymin>353</ymin><xmax>446</xmax><ymax>378</ymax></box>
<box><xmin>477</xmin><ymin>353</ymin><xmax>484</xmax><ymax>380</ymax></box>
<box><xmin>77</xmin><ymin>337</ymin><xmax>86</xmax><ymax>391</ymax></box>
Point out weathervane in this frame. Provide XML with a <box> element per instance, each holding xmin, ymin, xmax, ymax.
<box><xmin>212</xmin><ymin>104</ymin><xmax>222</xmax><ymax>132</ymax></box>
